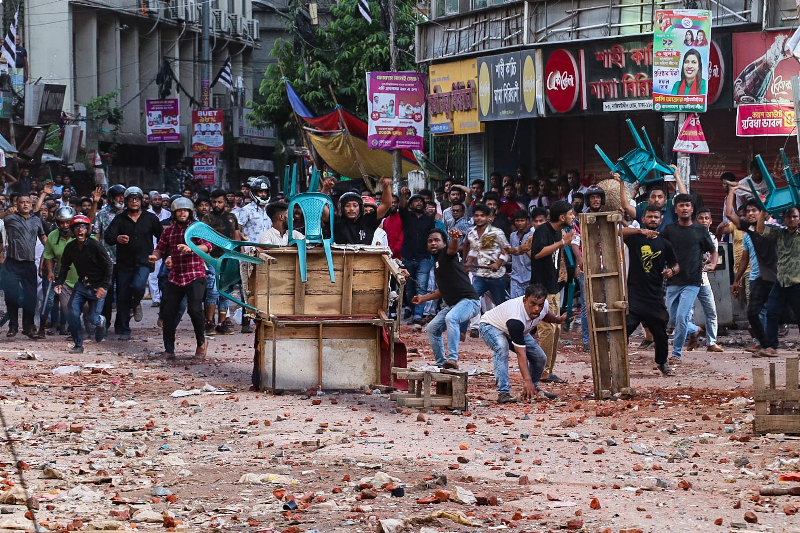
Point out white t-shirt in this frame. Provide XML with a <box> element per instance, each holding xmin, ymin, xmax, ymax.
<box><xmin>480</xmin><ymin>296</ymin><xmax>549</xmax><ymax>348</ymax></box>
<box><xmin>260</xmin><ymin>227</ymin><xmax>304</xmax><ymax>246</ymax></box>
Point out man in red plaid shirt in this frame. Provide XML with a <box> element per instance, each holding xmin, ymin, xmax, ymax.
<box><xmin>149</xmin><ymin>198</ymin><xmax>212</xmax><ymax>359</ymax></box>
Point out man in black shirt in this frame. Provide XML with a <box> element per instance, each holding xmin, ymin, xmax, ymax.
<box><xmin>104</xmin><ymin>187</ymin><xmax>163</xmax><ymax>340</ymax></box>
<box><xmin>483</xmin><ymin>192</ymin><xmax>512</xmax><ymax>237</ymax></box>
<box><xmin>332</xmin><ymin>177</ymin><xmax>392</xmax><ymax>245</ymax></box>
<box><xmin>660</xmin><ymin>193</ymin><xmax>717</xmax><ymax>362</ymax></box>
<box><xmin>412</xmin><ymin>228</ymin><xmax>480</xmax><ymax>369</ymax></box>
<box><xmin>399</xmin><ymin>187</ymin><xmax>437</xmax><ymax>325</ymax></box>
<box><xmin>54</xmin><ymin>215</ymin><xmax>114</xmax><ymax>353</ymax></box>
<box><xmin>623</xmin><ymin>205</ymin><xmax>680</xmax><ymax>375</ymax></box>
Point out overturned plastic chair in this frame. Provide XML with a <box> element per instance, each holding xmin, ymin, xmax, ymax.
<box><xmin>184</xmin><ymin>221</ymin><xmax>267</xmax><ymax>312</ymax></box>
<box><xmin>288</xmin><ymin>192</ymin><xmax>335</xmax><ymax>283</ymax></box>
<box><xmin>595</xmin><ymin>119</ymin><xmax>673</xmax><ymax>184</ymax></box>
<box><xmin>747</xmin><ymin>154</ymin><xmax>800</xmax><ymax>216</ymax></box>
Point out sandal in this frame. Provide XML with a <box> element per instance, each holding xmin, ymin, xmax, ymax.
<box><xmin>6</xmin><ymin>330</ymin><xmax>17</xmax><ymax>338</ymax></box>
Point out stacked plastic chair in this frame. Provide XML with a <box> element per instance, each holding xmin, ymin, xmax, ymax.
<box><xmin>747</xmin><ymin>150</ymin><xmax>800</xmax><ymax>216</ymax></box>
<box><xmin>595</xmin><ymin>119</ymin><xmax>674</xmax><ymax>184</ymax></box>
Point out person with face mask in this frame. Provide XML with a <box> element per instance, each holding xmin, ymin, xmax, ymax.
<box><xmin>149</xmin><ymin>198</ymin><xmax>213</xmax><ymax>359</ymax></box>
<box><xmin>104</xmin><ymin>187</ymin><xmax>163</xmax><ymax>341</ymax></box>
<box><xmin>94</xmin><ymin>184</ymin><xmax>126</xmax><ymax>333</ymax></box>
<box><xmin>53</xmin><ymin>215</ymin><xmax>113</xmax><ymax>353</ymax></box>
<box><xmin>398</xmin><ymin>187</ymin><xmax>438</xmax><ymax>325</ymax></box>
<box><xmin>42</xmin><ymin>206</ymin><xmax>78</xmax><ymax>336</ymax></box>
<box><xmin>333</xmin><ymin>177</ymin><xmax>393</xmax><ymax>245</ymax></box>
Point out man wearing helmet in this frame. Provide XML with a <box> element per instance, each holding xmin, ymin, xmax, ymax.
<box><xmin>42</xmin><ymin>206</ymin><xmax>79</xmax><ymax>336</ymax></box>
<box><xmin>236</xmin><ymin>176</ymin><xmax>272</xmax><ymax>243</ymax></box>
<box><xmin>94</xmin><ymin>184</ymin><xmax>126</xmax><ymax>332</ymax></box>
<box><xmin>53</xmin><ymin>215</ymin><xmax>113</xmax><ymax>353</ymax></box>
<box><xmin>149</xmin><ymin>198</ymin><xmax>213</xmax><ymax>359</ymax></box>
<box><xmin>333</xmin><ymin>177</ymin><xmax>393</xmax><ymax>245</ymax></box>
<box><xmin>104</xmin><ymin>186</ymin><xmax>163</xmax><ymax>340</ymax></box>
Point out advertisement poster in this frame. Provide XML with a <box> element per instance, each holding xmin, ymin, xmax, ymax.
<box><xmin>735</xmin><ymin>104</ymin><xmax>796</xmax><ymax>137</ymax></box>
<box><xmin>428</xmin><ymin>59</ymin><xmax>484</xmax><ymax>135</ymax></box>
<box><xmin>732</xmin><ymin>30</ymin><xmax>795</xmax><ymax>105</ymax></box>
<box><xmin>673</xmin><ymin>114</ymin><xmax>709</xmax><ymax>153</ymax></box>
<box><xmin>652</xmin><ymin>9</ymin><xmax>711</xmax><ymax>112</ymax></box>
<box><xmin>579</xmin><ymin>40</ymin><xmax>654</xmax><ymax>113</ymax></box>
<box><xmin>367</xmin><ymin>72</ymin><xmax>425</xmax><ymax>150</ymax></box>
<box><xmin>477</xmin><ymin>50</ymin><xmax>542</xmax><ymax>121</ymax></box>
<box><xmin>191</xmin><ymin>110</ymin><xmax>224</xmax><ymax>152</ymax></box>
<box><xmin>145</xmin><ymin>99</ymin><xmax>180</xmax><ymax>143</ymax></box>
<box><xmin>193</xmin><ymin>153</ymin><xmax>216</xmax><ymax>186</ymax></box>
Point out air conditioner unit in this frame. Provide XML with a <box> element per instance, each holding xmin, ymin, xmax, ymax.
<box><xmin>185</xmin><ymin>0</ymin><xmax>196</xmax><ymax>23</ymax></box>
<box><xmin>245</xmin><ymin>18</ymin><xmax>260</xmax><ymax>40</ymax></box>
<box><xmin>146</xmin><ymin>0</ymin><xmax>161</xmax><ymax>15</ymax></box>
<box><xmin>229</xmin><ymin>14</ymin><xmax>243</xmax><ymax>36</ymax></box>
<box><xmin>165</xmin><ymin>1</ymin><xmax>178</xmax><ymax>19</ymax></box>
<box><xmin>175</xmin><ymin>0</ymin><xmax>188</xmax><ymax>21</ymax></box>
<box><xmin>212</xmin><ymin>94</ymin><xmax>231</xmax><ymax>110</ymax></box>
<box><xmin>212</xmin><ymin>9</ymin><xmax>231</xmax><ymax>33</ymax></box>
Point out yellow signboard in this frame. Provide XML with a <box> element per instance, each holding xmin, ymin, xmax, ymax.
<box><xmin>428</xmin><ymin>59</ymin><xmax>484</xmax><ymax>135</ymax></box>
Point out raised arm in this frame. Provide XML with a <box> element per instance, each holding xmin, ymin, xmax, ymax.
<box><xmin>613</xmin><ymin>173</ymin><xmax>637</xmax><ymax>219</ymax></box>
<box><xmin>376</xmin><ymin>177</ymin><xmax>393</xmax><ymax>219</ymax></box>
<box><xmin>671</xmin><ymin>164</ymin><xmax>688</xmax><ymax>195</ymax></box>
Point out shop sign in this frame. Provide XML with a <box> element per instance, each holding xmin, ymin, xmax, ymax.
<box><xmin>580</xmin><ymin>40</ymin><xmax>654</xmax><ymax>113</ymax></box>
<box><xmin>193</xmin><ymin>152</ymin><xmax>216</xmax><ymax>186</ymax></box>
<box><xmin>191</xmin><ymin>110</ymin><xmax>224</xmax><ymax>152</ymax></box>
<box><xmin>707</xmin><ymin>41</ymin><xmax>724</xmax><ymax>105</ymax></box>
<box><xmin>736</xmin><ymin>104</ymin><xmax>796</xmax><ymax>137</ymax></box>
<box><xmin>652</xmin><ymin>9</ymin><xmax>712</xmax><ymax>112</ymax></box>
<box><xmin>544</xmin><ymin>49</ymin><xmax>579</xmax><ymax>114</ymax></box>
<box><xmin>145</xmin><ymin>99</ymin><xmax>180</xmax><ymax>143</ymax></box>
<box><xmin>477</xmin><ymin>50</ymin><xmax>542</xmax><ymax>121</ymax></box>
<box><xmin>733</xmin><ymin>30</ymin><xmax>794</xmax><ymax>105</ymax></box>
<box><xmin>428</xmin><ymin>59</ymin><xmax>484</xmax><ymax>135</ymax></box>
<box><xmin>367</xmin><ymin>71</ymin><xmax>425</xmax><ymax>150</ymax></box>
<box><xmin>673</xmin><ymin>113</ymin><xmax>709</xmax><ymax>153</ymax></box>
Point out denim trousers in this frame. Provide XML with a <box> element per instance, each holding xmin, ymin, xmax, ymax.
<box><xmin>116</xmin><ymin>265</ymin><xmax>151</xmax><ymax>335</ymax></box>
<box><xmin>473</xmin><ymin>275</ymin><xmax>507</xmax><ymax>307</ymax></box>
<box><xmin>426</xmin><ymin>299</ymin><xmax>480</xmax><ymax>365</ymax></box>
<box><xmin>68</xmin><ymin>282</ymin><xmax>106</xmax><ymax>347</ymax></box>
<box><xmin>696</xmin><ymin>284</ymin><xmax>718</xmax><ymax>346</ymax></box>
<box><xmin>579</xmin><ymin>271</ymin><xmax>589</xmax><ymax>347</ymax></box>
<box><xmin>747</xmin><ymin>278</ymin><xmax>773</xmax><ymax>346</ymax></box>
<box><xmin>509</xmin><ymin>279</ymin><xmax>528</xmax><ymax>299</ymax></box>
<box><xmin>479</xmin><ymin>322</ymin><xmax>546</xmax><ymax>395</ymax></box>
<box><xmin>765</xmin><ymin>282</ymin><xmax>800</xmax><ymax>349</ymax></box>
<box><xmin>2</xmin><ymin>258</ymin><xmax>37</xmax><ymax>332</ymax></box>
<box><xmin>404</xmin><ymin>257</ymin><xmax>433</xmax><ymax>319</ymax></box>
<box><xmin>204</xmin><ymin>264</ymin><xmax>229</xmax><ymax>312</ymax></box>
<box><xmin>665</xmin><ymin>284</ymin><xmax>700</xmax><ymax>358</ymax></box>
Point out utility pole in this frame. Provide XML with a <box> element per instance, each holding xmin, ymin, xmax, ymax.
<box><xmin>201</xmin><ymin>0</ymin><xmax>211</xmax><ymax>109</ymax></box>
<box><xmin>388</xmin><ymin>0</ymin><xmax>402</xmax><ymax>183</ymax></box>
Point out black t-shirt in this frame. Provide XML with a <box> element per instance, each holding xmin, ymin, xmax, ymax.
<box><xmin>660</xmin><ymin>222</ymin><xmax>716</xmax><ymax>286</ymax></box>
<box><xmin>333</xmin><ymin>211</ymin><xmax>379</xmax><ymax>245</ymax></box>
<box><xmin>434</xmin><ymin>248</ymin><xmax>478</xmax><ymax>307</ymax></box>
<box><xmin>492</xmin><ymin>212</ymin><xmax>513</xmax><ymax>238</ymax></box>
<box><xmin>745</xmin><ymin>229</ymin><xmax>778</xmax><ymax>283</ymax></box>
<box><xmin>530</xmin><ymin>222</ymin><xmax>562</xmax><ymax>294</ymax></box>
<box><xmin>624</xmin><ymin>233</ymin><xmax>677</xmax><ymax>309</ymax></box>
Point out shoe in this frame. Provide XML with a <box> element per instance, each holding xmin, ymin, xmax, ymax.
<box><xmin>583</xmin><ymin>344</ymin><xmax>590</xmax><ymax>353</ymax></box>
<box><xmin>241</xmin><ymin>324</ymin><xmax>254</xmax><ymax>334</ymax></box>
<box><xmin>469</xmin><ymin>329</ymin><xmax>479</xmax><ymax>338</ymax></box>
<box><xmin>403</xmin><ymin>308</ymin><xmax>412</xmax><ymax>320</ymax></box>
<box><xmin>759</xmin><ymin>347</ymin><xmax>778</xmax><ymax>358</ymax></box>
<box><xmin>118</xmin><ymin>333</ymin><xmax>131</xmax><ymax>341</ymax></box>
<box><xmin>745</xmin><ymin>343</ymin><xmax>760</xmax><ymax>353</ymax></box>
<box><xmin>639</xmin><ymin>339</ymin><xmax>654</xmax><ymax>349</ymax></box>
<box><xmin>6</xmin><ymin>329</ymin><xmax>17</xmax><ymax>338</ymax></box>
<box><xmin>216</xmin><ymin>320</ymin><xmax>235</xmax><ymax>335</ymax></box>
<box><xmin>195</xmin><ymin>342</ymin><xmax>207</xmax><ymax>357</ymax></box>
<box><xmin>205</xmin><ymin>321</ymin><xmax>217</xmax><ymax>336</ymax></box>
<box><xmin>460</xmin><ymin>331</ymin><xmax>466</xmax><ymax>342</ymax></box>
<box><xmin>497</xmin><ymin>393</ymin><xmax>517</xmax><ymax>404</ymax></box>
<box><xmin>69</xmin><ymin>345</ymin><xmax>84</xmax><ymax>354</ymax></box>
<box><xmin>157</xmin><ymin>318</ymin><xmax>163</xmax><ymax>328</ymax></box>
<box><xmin>779</xmin><ymin>324</ymin><xmax>789</xmax><ymax>338</ymax></box>
<box><xmin>151</xmin><ymin>302</ymin><xmax>160</xmax><ymax>308</ymax></box>
<box><xmin>706</xmin><ymin>344</ymin><xmax>725</xmax><ymax>353</ymax></box>
<box><xmin>46</xmin><ymin>328</ymin><xmax>57</xmax><ymax>336</ymax></box>
<box><xmin>541</xmin><ymin>374</ymin><xmax>565</xmax><ymax>383</ymax></box>
<box><xmin>22</xmin><ymin>329</ymin><xmax>44</xmax><ymax>340</ymax></box>
<box><xmin>657</xmin><ymin>364</ymin><xmax>674</xmax><ymax>376</ymax></box>
<box><xmin>536</xmin><ymin>389</ymin><xmax>558</xmax><ymax>400</ymax></box>
<box><xmin>411</xmin><ymin>318</ymin><xmax>426</xmax><ymax>326</ymax></box>
<box><xmin>134</xmin><ymin>305</ymin><xmax>143</xmax><ymax>322</ymax></box>
<box><xmin>95</xmin><ymin>316</ymin><xmax>107</xmax><ymax>342</ymax></box>
<box><xmin>163</xmin><ymin>351</ymin><xmax>176</xmax><ymax>360</ymax></box>
<box><xmin>685</xmin><ymin>327</ymin><xmax>703</xmax><ymax>351</ymax></box>
<box><xmin>443</xmin><ymin>360</ymin><xmax>459</xmax><ymax>370</ymax></box>
<box><xmin>668</xmin><ymin>356</ymin><xmax>682</xmax><ymax>365</ymax></box>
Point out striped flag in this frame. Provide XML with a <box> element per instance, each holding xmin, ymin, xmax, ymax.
<box><xmin>211</xmin><ymin>56</ymin><xmax>234</xmax><ymax>101</ymax></box>
<box><xmin>2</xmin><ymin>9</ymin><xmax>18</xmax><ymax>69</ymax></box>
<box><xmin>358</xmin><ymin>0</ymin><xmax>372</xmax><ymax>24</ymax></box>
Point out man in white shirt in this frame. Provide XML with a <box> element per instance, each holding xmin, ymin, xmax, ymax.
<box><xmin>260</xmin><ymin>202</ymin><xmax>304</xmax><ymax>246</ymax></box>
<box><xmin>735</xmin><ymin>159</ymin><xmax>768</xmax><ymax>210</ymax></box>
<box><xmin>479</xmin><ymin>283</ymin><xmax>565</xmax><ymax>404</ymax></box>
<box><xmin>146</xmin><ymin>191</ymin><xmax>171</xmax><ymax>307</ymax></box>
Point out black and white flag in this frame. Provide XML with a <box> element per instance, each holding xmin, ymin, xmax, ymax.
<box><xmin>2</xmin><ymin>9</ymin><xmax>18</xmax><ymax>69</ymax></box>
<box><xmin>211</xmin><ymin>56</ymin><xmax>234</xmax><ymax>102</ymax></box>
<box><xmin>358</xmin><ymin>0</ymin><xmax>372</xmax><ymax>24</ymax></box>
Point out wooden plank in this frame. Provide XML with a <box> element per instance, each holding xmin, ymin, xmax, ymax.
<box><xmin>769</xmin><ymin>362</ymin><xmax>776</xmax><ymax>389</ymax></box>
<box><xmin>293</xmin><ymin>259</ymin><xmax>305</xmax><ymax>315</ymax></box>
<box><xmin>449</xmin><ymin>373</ymin><xmax>468</xmax><ymax>411</ymax></box>
<box><xmin>754</xmin><ymin>414</ymin><xmax>800</xmax><ymax>434</ymax></box>
<box><xmin>341</xmin><ymin>254</ymin><xmax>354</xmax><ymax>315</ymax></box>
<box><xmin>787</xmin><ymin>358</ymin><xmax>799</xmax><ymax>391</ymax></box>
<box><xmin>394</xmin><ymin>396</ymin><xmax>457</xmax><ymax>408</ymax></box>
<box><xmin>423</xmin><ymin>373</ymin><xmax>432</xmax><ymax>409</ymax></box>
<box><xmin>588</xmin><ymin>272</ymin><xmax>620</xmax><ymax>278</ymax></box>
<box><xmin>752</xmin><ymin>368</ymin><xmax>767</xmax><ymax>416</ymax></box>
<box><xmin>754</xmin><ymin>389</ymin><xmax>800</xmax><ymax>401</ymax></box>
<box><xmin>253</xmin><ymin>322</ymin><xmax>267</xmax><ymax>391</ymax></box>
<box><xmin>275</xmin><ymin>325</ymin><xmax>378</xmax><ymax>340</ymax></box>
<box><xmin>394</xmin><ymin>372</ymin><xmax>456</xmax><ymax>382</ymax></box>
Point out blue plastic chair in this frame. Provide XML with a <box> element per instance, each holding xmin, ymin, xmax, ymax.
<box><xmin>184</xmin><ymin>222</ymin><xmax>267</xmax><ymax>311</ymax></box>
<box><xmin>595</xmin><ymin>119</ymin><xmax>673</xmax><ymax>184</ymax></box>
<box><xmin>778</xmin><ymin>148</ymin><xmax>800</xmax><ymax>188</ymax></box>
<box><xmin>288</xmin><ymin>192</ymin><xmax>335</xmax><ymax>283</ymax></box>
<box><xmin>747</xmin><ymin>155</ymin><xmax>800</xmax><ymax>216</ymax></box>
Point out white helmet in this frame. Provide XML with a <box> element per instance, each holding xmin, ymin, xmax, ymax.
<box><xmin>249</xmin><ymin>177</ymin><xmax>270</xmax><ymax>206</ymax></box>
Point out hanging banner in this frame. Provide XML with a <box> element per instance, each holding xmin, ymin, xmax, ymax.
<box><xmin>652</xmin><ymin>9</ymin><xmax>711</xmax><ymax>113</ymax></box>
<box><xmin>732</xmin><ymin>30</ymin><xmax>795</xmax><ymax>105</ymax></box>
<box><xmin>191</xmin><ymin>110</ymin><xmax>224</xmax><ymax>152</ymax></box>
<box><xmin>145</xmin><ymin>99</ymin><xmax>180</xmax><ymax>143</ymax></box>
<box><xmin>578</xmin><ymin>40</ymin><xmax>654</xmax><ymax>113</ymax></box>
<box><xmin>366</xmin><ymin>71</ymin><xmax>425</xmax><ymax>150</ymax></box>
<box><xmin>193</xmin><ymin>152</ymin><xmax>216</xmax><ymax>186</ymax></box>
<box><xmin>673</xmin><ymin>114</ymin><xmax>709</xmax><ymax>153</ymax></box>
<box><xmin>478</xmin><ymin>50</ymin><xmax>543</xmax><ymax>121</ymax></box>
<box><xmin>428</xmin><ymin>59</ymin><xmax>484</xmax><ymax>135</ymax></box>
<box><xmin>735</xmin><ymin>104</ymin><xmax>796</xmax><ymax>137</ymax></box>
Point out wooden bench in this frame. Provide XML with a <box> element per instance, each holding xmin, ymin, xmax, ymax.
<box><xmin>752</xmin><ymin>357</ymin><xmax>800</xmax><ymax>435</ymax></box>
<box><xmin>389</xmin><ymin>367</ymin><xmax>468</xmax><ymax>411</ymax></box>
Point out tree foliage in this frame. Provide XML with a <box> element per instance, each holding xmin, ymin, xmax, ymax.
<box><xmin>249</xmin><ymin>0</ymin><xmax>421</xmax><ymax>134</ymax></box>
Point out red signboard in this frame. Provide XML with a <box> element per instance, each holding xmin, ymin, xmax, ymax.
<box><xmin>193</xmin><ymin>153</ymin><xmax>216</xmax><ymax>186</ymax></box>
<box><xmin>545</xmin><ymin>49</ymin><xmax>580</xmax><ymax>114</ymax></box>
<box><xmin>733</xmin><ymin>31</ymin><xmax>793</xmax><ymax>105</ymax></box>
<box><xmin>707</xmin><ymin>41</ymin><xmax>724</xmax><ymax>105</ymax></box>
<box><xmin>736</xmin><ymin>104</ymin><xmax>796</xmax><ymax>137</ymax></box>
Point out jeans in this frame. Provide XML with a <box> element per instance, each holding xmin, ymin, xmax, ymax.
<box><xmin>427</xmin><ymin>299</ymin><xmax>480</xmax><ymax>365</ymax></box>
<box><xmin>102</xmin><ymin>265</ymin><xmax>122</xmax><ymax>334</ymax></box>
<box><xmin>666</xmin><ymin>284</ymin><xmax>700</xmax><ymax>358</ymax></box>
<box><xmin>696</xmin><ymin>284</ymin><xmax>718</xmax><ymax>346</ymax></box>
<box><xmin>116</xmin><ymin>265</ymin><xmax>151</xmax><ymax>335</ymax></box>
<box><xmin>162</xmin><ymin>278</ymin><xmax>206</xmax><ymax>354</ymax></box>
<box><xmin>509</xmin><ymin>279</ymin><xmax>528</xmax><ymax>299</ymax></box>
<box><xmin>765</xmin><ymin>282</ymin><xmax>800</xmax><ymax>349</ymax></box>
<box><xmin>473</xmin><ymin>276</ymin><xmax>507</xmax><ymax>307</ymax></box>
<box><xmin>404</xmin><ymin>257</ymin><xmax>433</xmax><ymax>319</ymax></box>
<box><xmin>2</xmin><ymin>258</ymin><xmax>37</xmax><ymax>332</ymax></box>
<box><xmin>578</xmin><ymin>271</ymin><xmax>589</xmax><ymax>347</ymax></box>
<box><xmin>626</xmin><ymin>304</ymin><xmax>669</xmax><ymax>365</ymax></box>
<box><xmin>58</xmin><ymin>285</ymin><xmax>74</xmax><ymax>332</ymax></box>
<box><xmin>747</xmin><ymin>278</ymin><xmax>773</xmax><ymax>346</ymax></box>
<box><xmin>479</xmin><ymin>322</ymin><xmax>546</xmax><ymax>395</ymax></box>
<box><xmin>68</xmin><ymin>282</ymin><xmax>106</xmax><ymax>348</ymax></box>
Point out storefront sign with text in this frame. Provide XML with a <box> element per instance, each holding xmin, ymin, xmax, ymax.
<box><xmin>735</xmin><ymin>104</ymin><xmax>796</xmax><ymax>137</ymax></box>
<box><xmin>545</xmin><ymin>49</ymin><xmax>580</xmax><ymax>114</ymax></box>
<box><xmin>477</xmin><ymin>50</ymin><xmax>542</xmax><ymax>121</ymax></box>
<box><xmin>193</xmin><ymin>153</ymin><xmax>216</xmax><ymax>186</ymax></box>
<box><xmin>428</xmin><ymin>59</ymin><xmax>483</xmax><ymax>134</ymax></box>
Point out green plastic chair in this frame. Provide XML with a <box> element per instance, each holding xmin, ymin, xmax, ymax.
<box><xmin>288</xmin><ymin>192</ymin><xmax>335</xmax><ymax>283</ymax></box>
<box><xmin>595</xmin><ymin>119</ymin><xmax>673</xmax><ymax>184</ymax></box>
<box><xmin>779</xmin><ymin>148</ymin><xmax>800</xmax><ymax>188</ymax></box>
<box><xmin>183</xmin><ymin>222</ymin><xmax>267</xmax><ymax>311</ymax></box>
<box><xmin>747</xmin><ymin>154</ymin><xmax>800</xmax><ymax>216</ymax></box>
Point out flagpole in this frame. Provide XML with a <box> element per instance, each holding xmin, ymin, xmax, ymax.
<box><xmin>201</xmin><ymin>0</ymin><xmax>210</xmax><ymax>109</ymax></box>
<box><xmin>278</xmin><ymin>60</ymin><xmax>317</xmax><ymax>189</ymax></box>
<box><xmin>388</xmin><ymin>0</ymin><xmax>402</xmax><ymax>184</ymax></box>
<box><xmin>328</xmin><ymin>84</ymin><xmax>372</xmax><ymax>192</ymax></box>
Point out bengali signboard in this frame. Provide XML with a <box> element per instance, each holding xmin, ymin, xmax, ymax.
<box><xmin>652</xmin><ymin>9</ymin><xmax>711</xmax><ymax>112</ymax></box>
<box><xmin>732</xmin><ymin>30</ymin><xmax>795</xmax><ymax>105</ymax></box>
<box><xmin>367</xmin><ymin>71</ymin><xmax>425</xmax><ymax>150</ymax></box>
<box><xmin>193</xmin><ymin>152</ymin><xmax>216</xmax><ymax>186</ymax></box>
<box><xmin>673</xmin><ymin>113</ymin><xmax>709</xmax><ymax>153</ymax></box>
<box><xmin>580</xmin><ymin>40</ymin><xmax>654</xmax><ymax>113</ymax></box>
<box><xmin>477</xmin><ymin>50</ymin><xmax>542</xmax><ymax>121</ymax></box>
<box><xmin>427</xmin><ymin>59</ymin><xmax>483</xmax><ymax>135</ymax></box>
<box><xmin>544</xmin><ymin>49</ymin><xmax>580</xmax><ymax>114</ymax></box>
<box><xmin>735</xmin><ymin>104</ymin><xmax>796</xmax><ymax>137</ymax></box>
<box><xmin>145</xmin><ymin>99</ymin><xmax>180</xmax><ymax>143</ymax></box>
<box><xmin>191</xmin><ymin>110</ymin><xmax>224</xmax><ymax>152</ymax></box>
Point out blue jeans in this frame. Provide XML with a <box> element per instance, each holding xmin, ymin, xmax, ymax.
<box><xmin>68</xmin><ymin>282</ymin><xmax>106</xmax><ymax>347</ymax></box>
<box><xmin>579</xmin><ymin>271</ymin><xmax>589</xmax><ymax>347</ymax></box>
<box><xmin>116</xmin><ymin>265</ymin><xmax>151</xmax><ymax>334</ymax></box>
<box><xmin>765</xmin><ymin>282</ymin><xmax>800</xmax><ymax>349</ymax></box>
<box><xmin>405</xmin><ymin>257</ymin><xmax>433</xmax><ymax>319</ymax></box>
<box><xmin>473</xmin><ymin>276</ymin><xmax>507</xmax><ymax>306</ymax></box>
<box><xmin>509</xmin><ymin>279</ymin><xmax>527</xmax><ymax>299</ymax></box>
<box><xmin>666</xmin><ymin>284</ymin><xmax>700</xmax><ymax>358</ymax></box>
<box><xmin>479</xmin><ymin>322</ymin><xmax>546</xmax><ymax>395</ymax></box>
<box><xmin>2</xmin><ymin>258</ymin><xmax>37</xmax><ymax>332</ymax></box>
<box><xmin>696</xmin><ymin>284</ymin><xmax>717</xmax><ymax>345</ymax></box>
<box><xmin>427</xmin><ymin>299</ymin><xmax>480</xmax><ymax>365</ymax></box>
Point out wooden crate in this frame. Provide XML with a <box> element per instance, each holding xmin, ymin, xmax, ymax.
<box><xmin>752</xmin><ymin>357</ymin><xmax>800</xmax><ymax>435</ymax></box>
<box><xmin>249</xmin><ymin>247</ymin><xmax>399</xmax><ymax>318</ymax></box>
<box><xmin>389</xmin><ymin>368</ymin><xmax>468</xmax><ymax>411</ymax></box>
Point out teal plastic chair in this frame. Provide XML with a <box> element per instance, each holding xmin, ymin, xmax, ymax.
<box><xmin>184</xmin><ymin>222</ymin><xmax>267</xmax><ymax>311</ymax></box>
<box><xmin>779</xmin><ymin>148</ymin><xmax>800</xmax><ymax>188</ymax></box>
<box><xmin>747</xmin><ymin>154</ymin><xmax>800</xmax><ymax>216</ymax></box>
<box><xmin>595</xmin><ymin>119</ymin><xmax>673</xmax><ymax>184</ymax></box>
<box><xmin>288</xmin><ymin>192</ymin><xmax>335</xmax><ymax>283</ymax></box>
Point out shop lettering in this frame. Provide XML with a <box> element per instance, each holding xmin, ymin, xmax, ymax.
<box><xmin>493</xmin><ymin>81</ymin><xmax>520</xmax><ymax>104</ymax></box>
<box><xmin>547</xmin><ymin>71</ymin><xmax>575</xmax><ymax>91</ymax></box>
<box><xmin>428</xmin><ymin>80</ymin><xmax>477</xmax><ymax>119</ymax></box>
<box><xmin>771</xmin><ymin>75</ymin><xmax>792</xmax><ymax>98</ymax></box>
<box><xmin>594</xmin><ymin>43</ymin><xmax>654</xmax><ymax>69</ymax></box>
<box><xmin>493</xmin><ymin>57</ymin><xmax>517</xmax><ymax>80</ymax></box>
